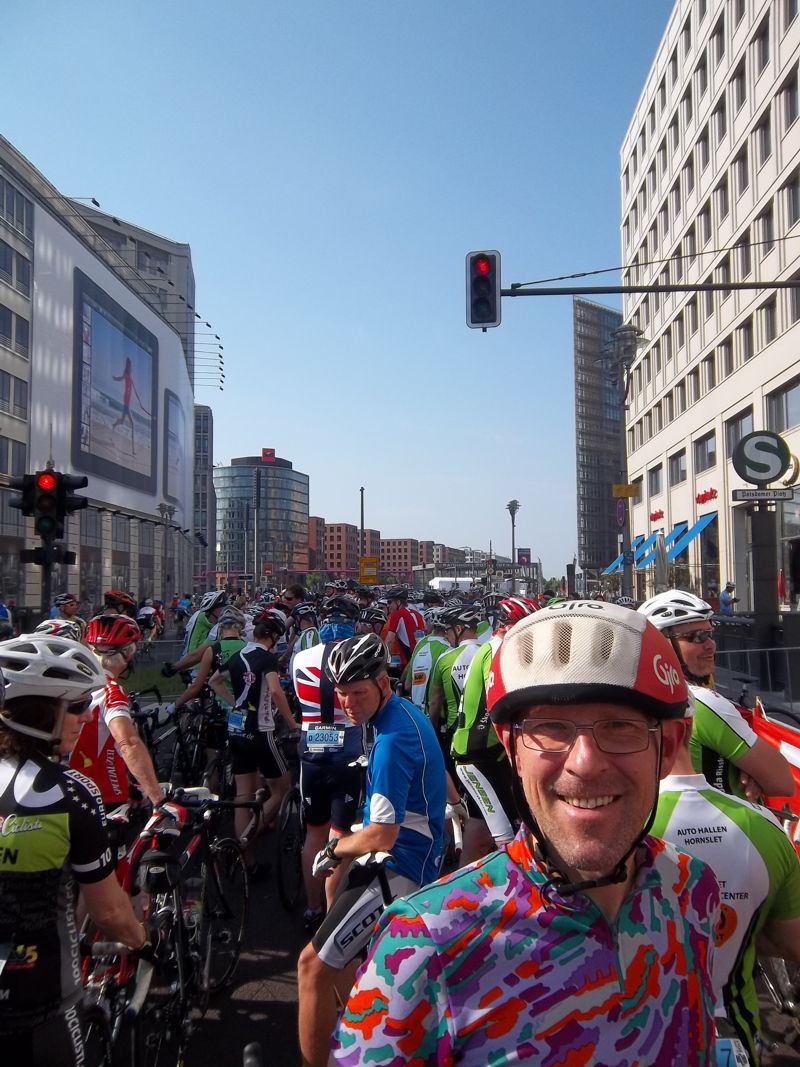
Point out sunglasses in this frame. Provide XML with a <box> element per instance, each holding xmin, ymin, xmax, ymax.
<box><xmin>675</xmin><ymin>628</ymin><xmax>716</xmax><ymax>645</ymax></box>
<box><xmin>66</xmin><ymin>695</ymin><xmax>93</xmax><ymax>715</ymax></box>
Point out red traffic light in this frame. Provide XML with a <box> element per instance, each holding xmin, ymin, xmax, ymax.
<box><xmin>37</xmin><ymin>472</ymin><xmax>56</xmax><ymax>491</ymax></box>
<box><xmin>474</xmin><ymin>256</ymin><xmax>491</xmax><ymax>275</ymax></box>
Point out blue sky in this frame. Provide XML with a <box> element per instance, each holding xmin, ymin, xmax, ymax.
<box><xmin>7</xmin><ymin>1</ymin><xmax>672</xmax><ymax>576</ymax></box>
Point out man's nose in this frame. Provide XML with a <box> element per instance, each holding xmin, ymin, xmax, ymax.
<box><xmin>563</xmin><ymin>727</ymin><xmax>612</xmax><ymax>770</ymax></box>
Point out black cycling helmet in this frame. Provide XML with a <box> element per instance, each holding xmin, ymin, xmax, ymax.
<box><xmin>293</xmin><ymin>603</ymin><xmax>318</xmax><ymax>624</ymax></box>
<box><xmin>422</xmin><ymin>591</ymin><xmax>444</xmax><ymax>606</ymax></box>
<box><xmin>325</xmin><ymin>633</ymin><xmax>389</xmax><ymax>685</ymax></box>
<box><xmin>360</xmin><ymin>606</ymin><xmax>387</xmax><ymax>626</ymax></box>
<box><xmin>441</xmin><ymin>604</ymin><xmax>482</xmax><ymax>630</ymax></box>
<box><xmin>254</xmin><ymin>609</ymin><xmax>287</xmax><ymax>638</ymax></box>
<box><xmin>384</xmin><ymin>585</ymin><xmax>408</xmax><ymax>603</ymax></box>
<box><xmin>321</xmin><ymin>595</ymin><xmax>360</xmax><ymax>621</ymax></box>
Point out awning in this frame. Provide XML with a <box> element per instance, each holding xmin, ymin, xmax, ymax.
<box><xmin>667</xmin><ymin>512</ymin><xmax>718</xmax><ymax>560</ymax></box>
<box><xmin>636</xmin><ymin>523</ymin><xmax>688</xmax><ymax>569</ymax></box>
<box><xmin>602</xmin><ymin>534</ymin><xmax>645</xmax><ymax>575</ymax></box>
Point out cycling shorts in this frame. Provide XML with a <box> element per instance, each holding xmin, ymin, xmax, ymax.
<box><xmin>455</xmin><ymin>759</ymin><xmax>518</xmax><ymax>845</ymax></box>
<box><xmin>312</xmin><ymin>861</ymin><xmax>418</xmax><ymax>970</ymax></box>
<box><xmin>229</xmin><ymin>731</ymin><xmax>288</xmax><ymax>779</ymax></box>
<box><xmin>0</xmin><ymin>1002</ymin><xmax>86</xmax><ymax>1067</ymax></box>
<box><xmin>299</xmin><ymin>756</ymin><xmax>362</xmax><ymax>833</ymax></box>
<box><xmin>201</xmin><ymin>719</ymin><xmax>228</xmax><ymax>751</ymax></box>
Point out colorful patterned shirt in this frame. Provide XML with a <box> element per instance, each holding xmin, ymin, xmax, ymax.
<box><xmin>333</xmin><ymin>830</ymin><xmax>720</xmax><ymax>1066</ymax></box>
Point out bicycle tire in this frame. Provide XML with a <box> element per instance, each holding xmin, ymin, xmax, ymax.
<box><xmin>169</xmin><ymin>714</ymin><xmax>205</xmax><ymax>786</ymax></box>
<box><xmin>200</xmin><ymin>838</ymin><xmax>249</xmax><ymax>992</ymax></box>
<box><xmin>275</xmin><ymin>786</ymin><xmax>304</xmax><ymax>911</ymax></box>
<box><xmin>83</xmin><ymin>1004</ymin><xmax>113</xmax><ymax>1067</ymax></box>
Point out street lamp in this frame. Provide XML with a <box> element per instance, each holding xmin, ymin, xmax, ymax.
<box><xmin>507</xmin><ymin>499</ymin><xmax>520</xmax><ymax>594</ymax></box>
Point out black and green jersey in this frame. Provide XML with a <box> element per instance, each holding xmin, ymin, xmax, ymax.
<box><xmin>430</xmin><ymin>640</ymin><xmax>480</xmax><ymax>733</ymax></box>
<box><xmin>0</xmin><ymin>753</ymin><xmax>114</xmax><ymax>1028</ymax></box>
<box><xmin>452</xmin><ymin>635</ymin><xmax>506</xmax><ymax>762</ymax></box>
<box><xmin>210</xmin><ymin>637</ymin><xmax>247</xmax><ymax>717</ymax></box>
<box><xmin>688</xmin><ymin>685</ymin><xmax>758</xmax><ymax>799</ymax></box>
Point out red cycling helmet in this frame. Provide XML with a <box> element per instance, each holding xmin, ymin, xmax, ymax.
<box><xmin>495</xmin><ymin>596</ymin><xmax>540</xmax><ymax>628</ymax></box>
<box><xmin>85</xmin><ymin>613</ymin><xmax>141</xmax><ymax>650</ymax></box>
<box><xmin>104</xmin><ymin>589</ymin><xmax>136</xmax><ymax>609</ymax></box>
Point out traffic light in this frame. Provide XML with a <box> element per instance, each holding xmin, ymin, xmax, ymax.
<box><xmin>8</xmin><ymin>474</ymin><xmax>36</xmax><ymax>516</ymax></box>
<box><xmin>33</xmin><ymin>470</ymin><xmax>61</xmax><ymax>542</ymax></box>
<box><xmin>466</xmin><ymin>250</ymin><xmax>501</xmax><ymax>329</ymax></box>
<box><xmin>58</xmin><ymin>472</ymin><xmax>88</xmax><ymax>518</ymax></box>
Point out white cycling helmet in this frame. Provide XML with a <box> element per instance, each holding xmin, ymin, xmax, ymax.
<box><xmin>637</xmin><ymin>590</ymin><xmax>714</xmax><ymax>631</ymax></box>
<box><xmin>34</xmin><ymin>618</ymin><xmax>84</xmax><ymax>643</ymax></box>
<box><xmin>0</xmin><ymin>634</ymin><xmax>106</xmax><ymax>702</ymax></box>
<box><xmin>200</xmin><ymin>590</ymin><xmax>227</xmax><ymax>612</ymax></box>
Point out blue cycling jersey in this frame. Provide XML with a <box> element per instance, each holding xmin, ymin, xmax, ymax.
<box><xmin>364</xmin><ymin>694</ymin><xmax>446</xmax><ymax>886</ymax></box>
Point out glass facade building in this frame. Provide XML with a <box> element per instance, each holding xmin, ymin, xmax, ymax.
<box><xmin>213</xmin><ymin>455</ymin><xmax>309</xmax><ymax>589</ymax></box>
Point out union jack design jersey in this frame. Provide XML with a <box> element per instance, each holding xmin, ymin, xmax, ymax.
<box><xmin>333</xmin><ymin>829</ymin><xmax>719</xmax><ymax>1066</ymax></box>
<box><xmin>292</xmin><ymin>643</ymin><xmax>350</xmax><ymax>729</ymax></box>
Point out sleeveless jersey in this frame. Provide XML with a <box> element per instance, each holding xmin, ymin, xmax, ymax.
<box><xmin>689</xmin><ymin>685</ymin><xmax>758</xmax><ymax>799</ymax></box>
<box><xmin>333</xmin><ymin>829</ymin><xmax>719</xmax><ymax>1066</ymax></box>
<box><xmin>69</xmin><ymin>677</ymin><xmax>131</xmax><ymax>806</ymax></box>
<box><xmin>0</xmin><ymin>754</ymin><xmax>114</xmax><ymax>1027</ymax></box>
<box><xmin>406</xmin><ymin>634</ymin><xmax>449</xmax><ymax>711</ymax></box>
<box><xmin>653</xmin><ymin>773</ymin><xmax>800</xmax><ymax>1061</ymax></box>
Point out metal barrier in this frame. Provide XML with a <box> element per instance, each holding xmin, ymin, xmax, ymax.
<box><xmin>714</xmin><ymin>645</ymin><xmax>800</xmax><ymax>711</ymax></box>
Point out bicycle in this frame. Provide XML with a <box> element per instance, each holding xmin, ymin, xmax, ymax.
<box><xmin>274</xmin><ymin>731</ymin><xmax>304</xmax><ymax>911</ymax></box>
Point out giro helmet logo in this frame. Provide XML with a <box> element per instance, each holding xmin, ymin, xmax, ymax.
<box><xmin>653</xmin><ymin>654</ymin><xmax>680</xmax><ymax>693</ymax></box>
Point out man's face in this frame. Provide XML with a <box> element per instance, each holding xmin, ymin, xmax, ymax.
<box><xmin>282</xmin><ymin>590</ymin><xmax>300</xmax><ymax>609</ymax></box>
<box><xmin>58</xmin><ymin>698</ymin><xmax>93</xmax><ymax>756</ymax></box>
<box><xmin>512</xmin><ymin>701</ymin><xmax>683</xmax><ymax>881</ymax></box>
<box><xmin>61</xmin><ymin>601</ymin><xmax>77</xmax><ymax>617</ymax></box>
<box><xmin>335</xmin><ymin>675</ymin><xmax>389</xmax><ymax>725</ymax></box>
<box><xmin>387</xmin><ymin>599</ymin><xmax>401</xmax><ymax>614</ymax></box>
<box><xmin>670</xmin><ymin>620</ymin><xmax>716</xmax><ymax>677</ymax></box>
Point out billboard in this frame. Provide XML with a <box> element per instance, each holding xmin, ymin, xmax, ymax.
<box><xmin>32</xmin><ymin>207</ymin><xmax>194</xmax><ymax>522</ymax></box>
<box><xmin>517</xmin><ymin>548</ymin><xmax>531</xmax><ymax>565</ymax></box>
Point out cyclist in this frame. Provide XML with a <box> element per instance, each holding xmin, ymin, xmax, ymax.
<box><xmin>136</xmin><ymin>599</ymin><xmax>158</xmax><ymax>644</ymax></box>
<box><xmin>291</xmin><ymin>638</ymin><xmax>367</xmax><ymax>931</ymax></box>
<box><xmin>332</xmin><ymin>600</ymin><xmax>719</xmax><ymax>1066</ymax></box>
<box><xmin>452</xmin><ymin>595</ymin><xmax>539</xmax><ymax>861</ymax></box>
<box><xmin>383</xmin><ymin>585</ymin><xmax>425</xmax><ymax>679</ymax></box>
<box><xmin>162</xmin><ymin>589</ymin><xmax>227</xmax><ymax>676</ymax></box>
<box><xmin>69</xmin><ymin>614</ymin><xmax>165</xmax><ymax>810</ymax></box>
<box><xmin>297</xmin><ymin>633</ymin><xmax>446</xmax><ymax>1067</ymax></box>
<box><xmin>287</xmin><ymin>603</ymin><xmax>320</xmax><ymax>677</ymax></box>
<box><xmin>209</xmin><ymin>609</ymin><xmax>297</xmax><ymax>872</ymax></box>
<box><xmin>401</xmin><ymin>609</ymin><xmax>449</xmax><ymax>713</ymax></box>
<box><xmin>639</xmin><ymin>590</ymin><xmax>794</xmax><ymax>801</ymax></box>
<box><xmin>652</xmin><ymin>702</ymin><xmax>800</xmax><ymax>1063</ymax></box>
<box><xmin>0</xmin><ymin>634</ymin><xmax>148</xmax><ymax>1066</ymax></box>
<box><xmin>427</xmin><ymin>604</ymin><xmax>481</xmax><ymax>778</ymax></box>
<box><xmin>103</xmin><ymin>589</ymin><xmax>137</xmax><ymax>618</ymax></box>
<box><xmin>357</xmin><ymin>605</ymin><xmax>387</xmax><ymax>637</ymax></box>
<box><xmin>318</xmin><ymin>595</ymin><xmax>359</xmax><ymax>644</ymax></box>
<box><xmin>51</xmin><ymin>593</ymin><xmax>87</xmax><ymax>639</ymax></box>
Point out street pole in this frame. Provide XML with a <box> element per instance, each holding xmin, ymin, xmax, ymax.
<box><xmin>507</xmin><ymin>500</ymin><xmax>520</xmax><ymax>595</ymax></box>
<box><xmin>360</xmin><ymin>487</ymin><xmax>365</xmax><ymax>560</ymax></box>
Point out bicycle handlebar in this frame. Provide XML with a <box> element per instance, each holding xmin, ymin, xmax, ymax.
<box><xmin>170</xmin><ymin>785</ymin><xmax>268</xmax><ymax>812</ymax></box>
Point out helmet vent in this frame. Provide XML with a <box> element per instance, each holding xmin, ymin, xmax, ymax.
<box><xmin>555</xmin><ymin>622</ymin><xmax>572</xmax><ymax>664</ymax></box>
<box><xmin>597</xmin><ymin>624</ymin><xmax>615</xmax><ymax>663</ymax></box>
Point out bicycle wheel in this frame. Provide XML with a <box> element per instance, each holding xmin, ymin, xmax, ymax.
<box><xmin>200</xmin><ymin>838</ymin><xmax>249</xmax><ymax>992</ymax></box>
<box><xmin>170</xmin><ymin>715</ymin><xmax>205</xmax><ymax>786</ymax></box>
<box><xmin>83</xmin><ymin>1004</ymin><xmax>113</xmax><ymax>1066</ymax></box>
<box><xmin>275</xmin><ymin>786</ymin><xmax>304</xmax><ymax>911</ymax></box>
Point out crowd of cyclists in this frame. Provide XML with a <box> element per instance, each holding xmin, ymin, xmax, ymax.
<box><xmin>1</xmin><ymin>577</ymin><xmax>800</xmax><ymax>1064</ymax></box>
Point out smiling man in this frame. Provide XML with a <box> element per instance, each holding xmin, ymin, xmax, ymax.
<box><xmin>332</xmin><ymin>601</ymin><xmax>721</xmax><ymax>1067</ymax></box>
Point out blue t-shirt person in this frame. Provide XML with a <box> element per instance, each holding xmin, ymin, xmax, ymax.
<box><xmin>720</xmin><ymin>584</ymin><xmax>738</xmax><ymax>614</ymax></box>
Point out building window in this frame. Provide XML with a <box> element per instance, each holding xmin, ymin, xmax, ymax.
<box><xmin>787</xmin><ymin>0</ymin><xmax>799</xmax><ymax>29</ymax></box>
<box><xmin>675</xmin><ymin>313</ymin><xmax>685</xmax><ymax>349</ymax></box>
<box><xmin>675</xmin><ymin>380</ymin><xmax>687</xmax><ymax>414</ymax></box>
<box><xmin>670</xmin><ymin>48</ymin><xmax>679</xmax><ymax>85</ymax></box>
<box><xmin>784</xmin><ymin>69</ymin><xmax>799</xmax><ymax>128</ymax></box>
<box><xmin>682</xmin><ymin>86</ymin><xmax>694</xmax><ymax>125</ymax></box>
<box><xmin>739</xmin><ymin>316</ymin><xmax>754</xmax><ymax>361</ymax></box>
<box><xmin>685</xmin><ymin>158</ymin><xmax>695</xmax><ymax>194</ymax></box>
<box><xmin>786</xmin><ymin>171</ymin><xmax>800</xmax><ymax>228</ymax></box>
<box><xmin>669</xmin><ymin>449</ymin><xmax>687</xmax><ymax>485</ymax></box>
<box><xmin>719</xmin><ymin>336</ymin><xmax>734</xmax><ymax>377</ymax></box>
<box><xmin>734</xmin><ymin>146</ymin><xmax>750</xmax><ymax>195</ymax></box>
<box><xmin>694</xmin><ymin>431</ymin><xmax>717</xmax><ymax>472</ymax></box>
<box><xmin>688</xmin><ymin>296</ymin><xmax>699</xmax><ymax>333</ymax></box>
<box><xmin>704</xmin><ymin>353</ymin><xmax>717</xmax><ymax>390</ymax></box>
<box><xmin>697</xmin><ymin>55</ymin><xmax>709</xmax><ymax>98</ymax></box>
<box><xmin>726</xmin><ymin>407</ymin><xmax>754</xmax><ymax>456</ymax></box>
<box><xmin>716</xmin><ymin>176</ymin><xmax>730</xmax><ymax>220</ymax></box>
<box><xmin>697</xmin><ymin>125</ymin><xmax>710</xmax><ymax>170</ymax></box>
<box><xmin>649</xmin><ymin>465</ymin><xmax>663</xmax><ymax>497</ymax></box>
<box><xmin>767</xmin><ymin>376</ymin><xmax>800</xmax><ymax>431</ymax></box>
<box><xmin>686</xmin><ymin>223</ymin><xmax>697</xmax><ymax>262</ymax></box>
<box><xmin>759</xmin><ymin>203</ymin><xmax>775</xmax><ymax>254</ymax></box>
<box><xmin>756</xmin><ymin>111</ymin><xmax>772</xmax><ymax>164</ymax></box>
<box><xmin>12</xmin><ymin>378</ymin><xmax>27</xmax><ymax>421</ymax></box>
<box><xmin>734</xmin><ymin>0</ymin><xmax>745</xmax><ymax>26</ymax></box>
<box><xmin>791</xmin><ymin>272</ymin><xmax>800</xmax><ymax>322</ymax></box>
<box><xmin>689</xmin><ymin>368</ymin><xmax>701</xmax><ymax>402</ymax></box>
<box><xmin>731</xmin><ymin>61</ymin><xmax>747</xmax><ymax>112</ymax></box>
<box><xmin>736</xmin><ymin>230</ymin><xmax>752</xmax><ymax>277</ymax></box>
<box><xmin>713</xmin><ymin>99</ymin><xmax>728</xmax><ymax>142</ymax></box>
<box><xmin>761</xmin><ymin>297</ymin><xmax>777</xmax><ymax>345</ymax></box>
<box><xmin>704</xmin><ymin>276</ymin><xmax>714</xmax><ymax>319</ymax></box>
<box><xmin>0</xmin><ymin>371</ymin><xmax>9</xmax><ymax>414</ymax></box>
<box><xmin>712</xmin><ymin>15</ymin><xmax>725</xmax><ymax>65</ymax></box>
<box><xmin>669</xmin><ymin>117</ymin><xmax>680</xmax><ymax>152</ymax></box>
<box><xmin>699</xmin><ymin>203</ymin><xmax>712</xmax><ymax>244</ymax></box>
<box><xmin>718</xmin><ymin>254</ymin><xmax>731</xmax><ymax>301</ymax></box>
<box><xmin>754</xmin><ymin>16</ymin><xmax>770</xmax><ymax>74</ymax></box>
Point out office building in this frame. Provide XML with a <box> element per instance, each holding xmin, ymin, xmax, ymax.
<box><xmin>324</xmin><ymin>522</ymin><xmax>360</xmax><ymax>579</ymax></box>
<box><xmin>193</xmin><ymin>405</ymin><xmax>216</xmax><ymax>592</ymax></box>
<box><xmin>308</xmin><ymin>515</ymin><xmax>325</xmax><ymax>571</ymax></box>
<box><xmin>618</xmin><ymin>0</ymin><xmax>800</xmax><ymax>607</ymax></box>
<box><xmin>573</xmin><ymin>299</ymin><xmax>625</xmax><ymax>584</ymax></box>
<box><xmin>380</xmin><ymin>538</ymin><xmax>420</xmax><ymax>582</ymax></box>
<box><xmin>213</xmin><ymin>453</ymin><xmax>309</xmax><ymax>589</ymax></box>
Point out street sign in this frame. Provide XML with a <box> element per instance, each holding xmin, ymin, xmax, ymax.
<box><xmin>731</xmin><ymin>431</ymin><xmax>791</xmax><ymax>485</ymax></box>
<box><xmin>262</xmin><ymin>562</ymin><xmax>273</xmax><ymax>575</ymax></box>
<box><xmin>732</xmin><ymin>488</ymin><xmax>794</xmax><ymax>501</ymax></box>
<box><xmin>359</xmin><ymin>556</ymin><xmax>378</xmax><ymax>584</ymax></box>
<box><xmin>616</xmin><ymin>498</ymin><xmax>626</xmax><ymax>526</ymax></box>
<box><xmin>612</xmin><ymin>483</ymin><xmax>641</xmax><ymax>498</ymax></box>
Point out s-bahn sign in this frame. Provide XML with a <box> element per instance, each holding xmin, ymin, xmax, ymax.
<box><xmin>731</xmin><ymin>431</ymin><xmax>791</xmax><ymax>486</ymax></box>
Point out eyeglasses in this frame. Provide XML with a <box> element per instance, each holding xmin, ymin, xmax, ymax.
<box><xmin>65</xmin><ymin>695</ymin><xmax>93</xmax><ymax>715</ymax></box>
<box><xmin>515</xmin><ymin>718</ymin><xmax>659</xmax><ymax>754</ymax></box>
<box><xmin>674</xmin><ymin>628</ymin><xmax>716</xmax><ymax>645</ymax></box>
